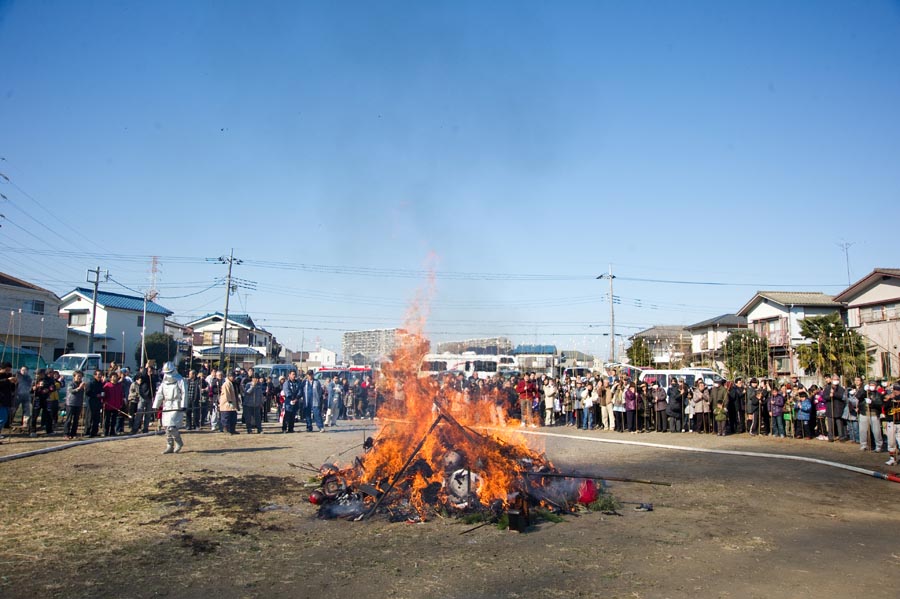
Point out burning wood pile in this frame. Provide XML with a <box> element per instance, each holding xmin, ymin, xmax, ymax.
<box><xmin>306</xmin><ymin>328</ymin><xmax>602</xmax><ymax>527</ymax></box>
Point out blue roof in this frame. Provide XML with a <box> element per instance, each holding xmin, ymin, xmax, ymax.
<box><xmin>191</xmin><ymin>312</ymin><xmax>259</xmax><ymax>330</ymax></box>
<box><xmin>70</xmin><ymin>288</ymin><xmax>173</xmax><ymax>316</ymax></box>
<box><xmin>512</xmin><ymin>344</ymin><xmax>558</xmax><ymax>355</ymax></box>
<box><xmin>198</xmin><ymin>346</ymin><xmax>261</xmax><ymax>356</ymax></box>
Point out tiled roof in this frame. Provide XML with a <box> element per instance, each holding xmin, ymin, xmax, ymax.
<box><xmin>631</xmin><ymin>325</ymin><xmax>688</xmax><ymax>340</ymax></box>
<box><xmin>833</xmin><ymin>268</ymin><xmax>900</xmax><ymax>303</ymax></box>
<box><xmin>189</xmin><ymin>312</ymin><xmax>260</xmax><ymax>330</ymax></box>
<box><xmin>197</xmin><ymin>346</ymin><xmax>261</xmax><ymax>356</ymax></box>
<box><xmin>737</xmin><ymin>291</ymin><xmax>839</xmax><ymax>317</ymax></box>
<box><xmin>67</xmin><ymin>329</ymin><xmax>116</xmax><ymax>340</ymax></box>
<box><xmin>67</xmin><ymin>288</ymin><xmax>173</xmax><ymax>316</ymax></box>
<box><xmin>512</xmin><ymin>344</ymin><xmax>558</xmax><ymax>355</ymax></box>
<box><xmin>686</xmin><ymin>314</ymin><xmax>747</xmax><ymax>330</ymax></box>
<box><xmin>0</xmin><ymin>271</ymin><xmax>57</xmax><ymax>296</ymax></box>
<box><xmin>756</xmin><ymin>292</ymin><xmax>838</xmax><ymax>306</ymax></box>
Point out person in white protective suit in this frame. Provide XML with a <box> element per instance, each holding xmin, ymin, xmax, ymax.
<box><xmin>153</xmin><ymin>362</ymin><xmax>186</xmax><ymax>454</ymax></box>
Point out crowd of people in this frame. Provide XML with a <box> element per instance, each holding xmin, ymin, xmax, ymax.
<box><xmin>0</xmin><ymin>361</ymin><xmax>381</xmax><ymax>449</ymax></box>
<box><xmin>431</xmin><ymin>369</ymin><xmax>900</xmax><ymax>467</ymax></box>
<box><xmin>3</xmin><ymin>360</ymin><xmax>899</xmax><ymax>467</ymax></box>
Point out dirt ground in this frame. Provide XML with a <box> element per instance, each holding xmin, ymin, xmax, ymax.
<box><xmin>1</xmin><ymin>420</ymin><xmax>898</xmax><ymax>599</ymax></box>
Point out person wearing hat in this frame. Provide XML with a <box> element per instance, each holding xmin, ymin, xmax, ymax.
<box><xmin>153</xmin><ymin>362</ymin><xmax>186</xmax><ymax>453</ymax></box>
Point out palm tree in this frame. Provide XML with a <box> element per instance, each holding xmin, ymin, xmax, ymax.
<box><xmin>795</xmin><ymin>313</ymin><xmax>869</xmax><ymax>381</ymax></box>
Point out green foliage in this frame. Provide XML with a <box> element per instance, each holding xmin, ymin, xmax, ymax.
<box><xmin>723</xmin><ymin>330</ymin><xmax>769</xmax><ymax>379</ymax></box>
<box><xmin>533</xmin><ymin>507</ymin><xmax>565</xmax><ymax>523</ymax></box>
<box><xmin>796</xmin><ymin>312</ymin><xmax>870</xmax><ymax>379</ymax></box>
<box><xmin>626</xmin><ymin>337</ymin><xmax>653</xmax><ymax>367</ymax></box>
<box><xmin>587</xmin><ymin>492</ymin><xmax>621</xmax><ymax>512</ymax></box>
<box><xmin>495</xmin><ymin>513</ymin><xmax>510</xmax><ymax>531</ymax></box>
<box><xmin>136</xmin><ymin>332</ymin><xmax>178</xmax><ymax>368</ymax></box>
<box><xmin>461</xmin><ymin>512</ymin><xmax>488</xmax><ymax>525</ymax></box>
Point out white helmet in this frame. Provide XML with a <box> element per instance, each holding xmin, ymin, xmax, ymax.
<box><xmin>162</xmin><ymin>361</ymin><xmax>177</xmax><ymax>375</ymax></box>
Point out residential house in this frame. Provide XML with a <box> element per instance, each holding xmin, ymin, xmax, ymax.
<box><xmin>558</xmin><ymin>350</ymin><xmax>595</xmax><ymax>372</ymax></box>
<box><xmin>685</xmin><ymin>314</ymin><xmax>747</xmax><ymax>368</ymax></box>
<box><xmin>59</xmin><ymin>287</ymin><xmax>173</xmax><ymax>370</ymax></box>
<box><xmin>833</xmin><ymin>268</ymin><xmax>900</xmax><ymax>380</ymax></box>
<box><xmin>187</xmin><ymin>312</ymin><xmax>274</xmax><ymax>368</ymax></box>
<box><xmin>736</xmin><ymin>291</ymin><xmax>841</xmax><ymax>377</ymax></box>
<box><xmin>164</xmin><ymin>320</ymin><xmax>194</xmax><ymax>367</ymax></box>
<box><xmin>630</xmin><ymin>326</ymin><xmax>691</xmax><ymax>366</ymax></box>
<box><xmin>307</xmin><ymin>348</ymin><xmax>337</xmax><ymax>369</ymax></box>
<box><xmin>0</xmin><ymin>272</ymin><xmax>68</xmax><ymax>366</ymax></box>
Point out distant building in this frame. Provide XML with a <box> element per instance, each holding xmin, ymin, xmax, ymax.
<box><xmin>737</xmin><ymin>291</ymin><xmax>841</xmax><ymax>377</ymax></box>
<box><xmin>511</xmin><ymin>344</ymin><xmax>558</xmax><ymax>376</ymax></box>
<box><xmin>0</xmin><ymin>272</ymin><xmax>67</xmax><ymax>367</ymax></box>
<box><xmin>164</xmin><ymin>320</ymin><xmax>194</xmax><ymax>366</ymax></box>
<box><xmin>307</xmin><ymin>348</ymin><xmax>338</xmax><ymax>369</ymax></box>
<box><xmin>187</xmin><ymin>312</ymin><xmax>275</xmax><ymax>368</ymax></box>
<box><xmin>559</xmin><ymin>350</ymin><xmax>595</xmax><ymax>372</ymax></box>
<box><xmin>59</xmin><ymin>287</ymin><xmax>173</xmax><ymax>370</ymax></box>
<box><xmin>685</xmin><ymin>314</ymin><xmax>747</xmax><ymax>367</ymax></box>
<box><xmin>630</xmin><ymin>326</ymin><xmax>690</xmax><ymax>365</ymax></box>
<box><xmin>342</xmin><ymin>328</ymin><xmax>404</xmax><ymax>365</ymax></box>
<box><xmin>834</xmin><ymin>268</ymin><xmax>900</xmax><ymax>380</ymax></box>
<box><xmin>436</xmin><ymin>337</ymin><xmax>513</xmax><ymax>355</ymax></box>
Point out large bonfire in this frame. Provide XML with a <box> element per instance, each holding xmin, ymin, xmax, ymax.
<box><xmin>311</xmin><ymin>288</ymin><xmax>597</xmax><ymax>523</ymax></box>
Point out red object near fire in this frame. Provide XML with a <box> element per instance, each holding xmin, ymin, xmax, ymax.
<box><xmin>577</xmin><ymin>479</ymin><xmax>599</xmax><ymax>504</ymax></box>
<box><xmin>309</xmin><ymin>490</ymin><xmax>325</xmax><ymax>505</ymax></box>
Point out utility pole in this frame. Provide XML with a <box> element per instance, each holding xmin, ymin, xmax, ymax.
<box><xmin>836</xmin><ymin>241</ymin><xmax>854</xmax><ymax>286</ymax></box>
<box><xmin>86</xmin><ymin>266</ymin><xmax>108</xmax><ymax>354</ymax></box>
<box><xmin>597</xmin><ymin>264</ymin><xmax>616</xmax><ymax>362</ymax></box>
<box><xmin>218</xmin><ymin>249</ymin><xmax>238</xmax><ymax>370</ymax></box>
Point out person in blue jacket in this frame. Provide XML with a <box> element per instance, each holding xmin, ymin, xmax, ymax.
<box><xmin>303</xmin><ymin>370</ymin><xmax>325</xmax><ymax>433</ymax></box>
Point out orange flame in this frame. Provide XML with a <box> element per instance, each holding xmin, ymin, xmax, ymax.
<box><xmin>348</xmin><ymin>272</ymin><xmax>552</xmax><ymax>516</ymax></box>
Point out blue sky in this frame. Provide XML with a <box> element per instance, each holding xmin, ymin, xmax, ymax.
<box><xmin>1</xmin><ymin>0</ymin><xmax>898</xmax><ymax>359</ymax></box>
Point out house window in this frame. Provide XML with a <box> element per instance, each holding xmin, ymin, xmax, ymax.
<box><xmin>137</xmin><ymin>315</ymin><xmax>144</xmax><ymax>327</ymax></box>
<box><xmin>885</xmin><ymin>302</ymin><xmax>899</xmax><ymax>321</ymax></box>
<box><xmin>68</xmin><ymin>312</ymin><xmax>88</xmax><ymax>326</ymax></box>
<box><xmin>226</xmin><ymin>329</ymin><xmax>238</xmax><ymax>343</ymax></box>
<box><xmin>860</xmin><ymin>306</ymin><xmax>884</xmax><ymax>323</ymax></box>
<box><xmin>23</xmin><ymin>300</ymin><xmax>45</xmax><ymax>315</ymax></box>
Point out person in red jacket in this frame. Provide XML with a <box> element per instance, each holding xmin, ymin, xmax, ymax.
<box><xmin>102</xmin><ymin>373</ymin><xmax>125</xmax><ymax>437</ymax></box>
<box><xmin>515</xmin><ymin>373</ymin><xmax>538</xmax><ymax>428</ymax></box>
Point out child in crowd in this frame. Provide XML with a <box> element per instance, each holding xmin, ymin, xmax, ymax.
<box><xmin>796</xmin><ymin>391</ymin><xmax>812</xmax><ymax>439</ymax></box>
<box><xmin>783</xmin><ymin>390</ymin><xmax>795</xmax><ymax>439</ymax></box>
<box><xmin>713</xmin><ymin>399</ymin><xmax>727</xmax><ymax>436</ymax></box>
<box><xmin>845</xmin><ymin>386</ymin><xmax>860</xmax><ymax>444</ymax></box>
<box><xmin>813</xmin><ymin>385</ymin><xmax>828</xmax><ymax>440</ymax></box>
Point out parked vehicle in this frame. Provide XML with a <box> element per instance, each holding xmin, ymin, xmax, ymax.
<box><xmin>49</xmin><ymin>353</ymin><xmax>105</xmax><ymax>387</ymax></box>
<box><xmin>683</xmin><ymin>367</ymin><xmax>726</xmax><ymax>385</ymax></box>
<box><xmin>253</xmin><ymin>363</ymin><xmax>298</xmax><ymax>381</ymax></box>
<box><xmin>315</xmin><ymin>366</ymin><xmax>373</xmax><ymax>386</ymax></box>
<box><xmin>419</xmin><ymin>353</ymin><xmax>518</xmax><ymax>380</ymax></box>
<box><xmin>562</xmin><ymin>367</ymin><xmax>593</xmax><ymax>379</ymax></box>
<box><xmin>638</xmin><ymin>369</ymin><xmax>699</xmax><ymax>391</ymax></box>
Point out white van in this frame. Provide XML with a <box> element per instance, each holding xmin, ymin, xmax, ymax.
<box><xmin>683</xmin><ymin>367</ymin><xmax>726</xmax><ymax>386</ymax></box>
<box><xmin>49</xmin><ymin>353</ymin><xmax>105</xmax><ymax>387</ymax></box>
<box><xmin>638</xmin><ymin>369</ymin><xmax>699</xmax><ymax>391</ymax></box>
